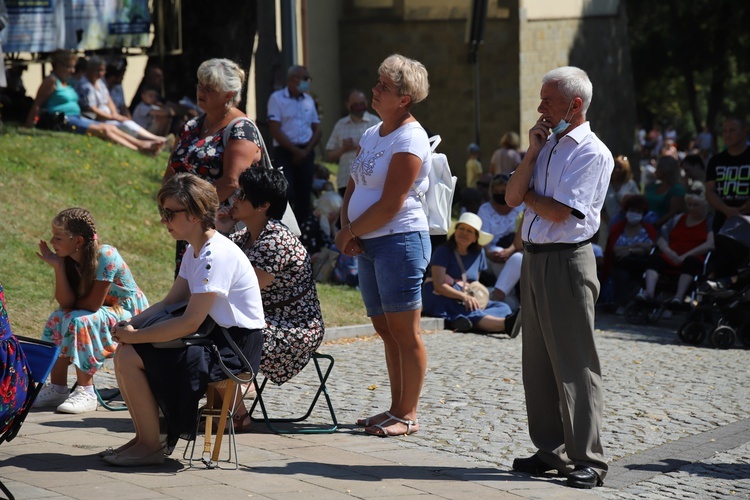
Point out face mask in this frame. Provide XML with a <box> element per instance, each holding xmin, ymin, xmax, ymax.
<box><xmin>297</xmin><ymin>80</ymin><xmax>310</xmax><ymax>93</ymax></box>
<box><xmin>349</xmin><ymin>103</ymin><xmax>367</xmax><ymax>117</ymax></box>
<box><xmin>551</xmin><ymin>100</ymin><xmax>575</xmax><ymax>135</ymax></box>
<box><xmin>492</xmin><ymin>193</ymin><xmax>507</xmax><ymax>205</ymax></box>
<box><xmin>625</xmin><ymin>211</ymin><xmax>643</xmax><ymax>224</ymax></box>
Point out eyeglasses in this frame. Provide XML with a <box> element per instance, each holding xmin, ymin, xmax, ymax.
<box><xmin>159</xmin><ymin>207</ymin><xmax>188</xmax><ymax>222</ymax></box>
<box><xmin>295</xmin><ymin>75</ymin><xmax>312</xmax><ymax>81</ymax></box>
<box><xmin>234</xmin><ymin>189</ymin><xmax>247</xmax><ymax>202</ymax></box>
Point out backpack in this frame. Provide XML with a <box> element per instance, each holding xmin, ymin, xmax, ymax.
<box><xmin>414</xmin><ymin>135</ymin><xmax>457</xmax><ymax>235</ymax></box>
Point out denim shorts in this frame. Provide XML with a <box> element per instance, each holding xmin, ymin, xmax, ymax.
<box><xmin>64</xmin><ymin>114</ymin><xmax>98</xmax><ymax>135</ymax></box>
<box><xmin>358</xmin><ymin>231</ymin><xmax>431</xmax><ymax>317</ymax></box>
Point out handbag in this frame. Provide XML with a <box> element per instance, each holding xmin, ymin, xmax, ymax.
<box><xmin>223</xmin><ymin>116</ymin><xmax>301</xmax><ymax>236</ymax></box>
<box><xmin>138</xmin><ymin>301</ymin><xmax>217</xmax><ymax>349</ymax></box>
<box><xmin>37</xmin><ymin>112</ymin><xmax>68</xmax><ymax>131</ymax></box>
<box><xmin>454</xmin><ymin>251</ymin><xmax>490</xmax><ymax>309</ymax></box>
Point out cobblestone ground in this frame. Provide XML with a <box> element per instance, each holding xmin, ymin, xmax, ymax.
<box><xmin>244</xmin><ymin>313</ymin><xmax>749</xmax><ymax>498</ymax></box>
<box><xmin>89</xmin><ymin>312</ymin><xmax>749</xmax><ymax>497</ymax></box>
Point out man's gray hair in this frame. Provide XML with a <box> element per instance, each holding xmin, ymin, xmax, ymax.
<box><xmin>287</xmin><ymin>65</ymin><xmax>307</xmax><ymax>79</ymax></box>
<box><xmin>542</xmin><ymin>66</ymin><xmax>592</xmax><ymax>116</ymax></box>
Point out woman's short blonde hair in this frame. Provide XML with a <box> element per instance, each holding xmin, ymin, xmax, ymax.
<box><xmin>378</xmin><ymin>54</ymin><xmax>429</xmax><ymax>106</ymax></box>
<box><xmin>158</xmin><ymin>173</ymin><xmax>219</xmax><ymax>231</ymax></box>
<box><xmin>197</xmin><ymin>58</ymin><xmax>246</xmax><ymax>106</ymax></box>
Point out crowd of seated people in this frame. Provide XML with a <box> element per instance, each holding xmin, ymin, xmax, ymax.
<box><xmin>600</xmin><ymin>117</ymin><xmax>750</xmax><ymax>314</ymax></box>
<box><xmin>24</xmin><ymin>50</ymin><xmax>164</xmax><ymax>154</ymax></box>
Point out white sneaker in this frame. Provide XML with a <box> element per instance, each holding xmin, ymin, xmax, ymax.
<box><xmin>33</xmin><ymin>384</ymin><xmax>70</xmax><ymax>409</ymax></box>
<box><xmin>56</xmin><ymin>386</ymin><xmax>98</xmax><ymax>414</ymax></box>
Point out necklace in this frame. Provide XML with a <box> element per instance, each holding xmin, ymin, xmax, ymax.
<box><xmin>202</xmin><ymin>109</ymin><xmax>231</xmax><ymax>137</ymax></box>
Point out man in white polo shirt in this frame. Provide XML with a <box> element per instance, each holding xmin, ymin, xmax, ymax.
<box><xmin>268</xmin><ymin>65</ymin><xmax>322</xmax><ymax>222</ymax></box>
<box><xmin>506</xmin><ymin>66</ymin><xmax>613</xmax><ymax>490</ymax></box>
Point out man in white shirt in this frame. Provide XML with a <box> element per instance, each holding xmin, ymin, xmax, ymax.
<box><xmin>325</xmin><ymin>90</ymin><xmax>380</xmax><ymax>196</ymax></box>
<box><xmin>506</xmin><ymin>66</ymin><xmax>613</xmax><ymax>490</ymax></box>
<box><xmin>268</xmin><ymin>65</ymin><xmax>322</xmax><ymax>222</ymax></box>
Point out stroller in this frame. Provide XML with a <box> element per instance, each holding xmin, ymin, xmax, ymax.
<box><xmin>678</xmin><ymin>215</ymin><xmax>750</xmax><ymax>349</ymax></box>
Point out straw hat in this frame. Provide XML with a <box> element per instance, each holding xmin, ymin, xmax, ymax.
<box><xmin>448</xmin><ymin>212</ymin><xmax>494</xmax><ymax>246</ymax></box>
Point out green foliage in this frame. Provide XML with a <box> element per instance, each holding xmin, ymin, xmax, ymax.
<box><xmin>626</xmin><ymin>0</ymin><xmax>750</xmax><ymax>140</ymax></box>
<box><xmin>0</xmin><ymin>126</ymin><xmax>366</xmax><ymax>337</ymax></box>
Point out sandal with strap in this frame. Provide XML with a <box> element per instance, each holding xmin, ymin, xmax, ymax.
<box><xmin>356</xmin><ymin>411</ymin><xmax>388</xmax><ymax>427</ymax></box>
<box><xmin>365</xmin><ymin>411</ymin><xmax>418</xmax><ymax>437</ymax></box>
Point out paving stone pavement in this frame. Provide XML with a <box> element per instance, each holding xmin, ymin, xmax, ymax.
<box><xmin>1</xmin><ymin>312</ymin><xmax>748</xmax><ymax>498</ymax></box>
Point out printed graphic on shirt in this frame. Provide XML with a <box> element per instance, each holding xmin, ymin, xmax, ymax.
<box><xmin>350</xmin><ymin>150</ymin><xmax>384</xmax><ymax>185</ymax></box>
<box><xmin>714</xmin><ymin>164</ymin><xmax>750</xmax><ymax>203</ymax></box>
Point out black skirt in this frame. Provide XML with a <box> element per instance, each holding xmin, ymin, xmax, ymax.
<box><xmin>133</xmin><ymin>326</ymin><xmax>263</xmax><ymax>453</ymax></box>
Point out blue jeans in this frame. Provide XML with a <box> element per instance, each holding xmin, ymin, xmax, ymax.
<box><xmin>358</xmin><ymin>231</ymin><xmax>430</xmax><ymax>316</ymax></box>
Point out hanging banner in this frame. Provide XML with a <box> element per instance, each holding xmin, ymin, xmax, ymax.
<box><xmin>65</xmin><ymin>0</ymin><xmax>151</xmax><ymax>50</ymax></box>
<box><xmin>0</xmin><ymin>0</ymin><xmax>150</xmax><ymax>53</ymax></box>
<box><xmin>1</xmin><ymin>0</ymin><xmax>65</xmax><ymax>53</ymax></box>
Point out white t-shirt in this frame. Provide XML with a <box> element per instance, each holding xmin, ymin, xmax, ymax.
<box><xmin>477</xmin><ymin>202</ymin><xmax>525</xmax><ymax>249</ymax></box>
<box><xmin>347</xmin><ymin>121</ymin><xmax>431</xmax><ymax>239</ymax></box>
<box><xmin>179</xmin><ymin>232</ymin><xmax>265</xmax><ymax>330</ymax></box>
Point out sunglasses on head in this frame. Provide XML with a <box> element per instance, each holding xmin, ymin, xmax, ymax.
<box><xmin>159</xmin><ymin>206</ymin><xmax>188</xmax><ymax>222</ymax></box>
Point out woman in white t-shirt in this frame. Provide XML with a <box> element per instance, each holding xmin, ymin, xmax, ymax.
<box><xmin>335</xmin><ymin>54</ymin><xmax>431</xmax><ymax>437</ymax></box>
<box><xmin>104</xmin><ymin>173</ymin><xmax>265</xmax><ymax>467</ymax></box>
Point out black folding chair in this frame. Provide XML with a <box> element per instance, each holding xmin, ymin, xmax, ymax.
<box><xmin>1</xmin><ymin>336</ymin><xmax>61</xmax><ymax>500</ymax></box>
<box><xmin>248</xmin><ymin>352</ymin><xmax>338</xmax><ymax>434</ymax></box>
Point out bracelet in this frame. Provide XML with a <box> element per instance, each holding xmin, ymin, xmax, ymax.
<box><xmin>347</xmin><ymin>224</ymin><xmax>358</xmax><ymax>239</ymax></box>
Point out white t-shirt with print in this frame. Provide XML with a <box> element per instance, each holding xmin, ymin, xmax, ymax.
<box><xmin>347</xmin><ymin>121</ymin><xmax>431</xmax><ymax>239</ymax></box>
<box><xmin>179</xmin><ymin>232</ymin><xmax>265</xmax><ymax>330</ymax></box>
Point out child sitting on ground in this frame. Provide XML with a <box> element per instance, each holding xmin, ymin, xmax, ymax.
<box><xmin>132</xmin><ymin>85</ymin><xmax>173</xmax><ymax>137</ymax></box>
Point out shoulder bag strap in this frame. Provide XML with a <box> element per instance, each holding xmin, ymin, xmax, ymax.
<box><xmin>211</xmin><ymin>326</ymin><xmax>256</xmax><ymax>384</ymax></box>
<box><xmin>453</xmin><ymin>250</ymin><xmax>469</xmax><ymax>294</ymax></box>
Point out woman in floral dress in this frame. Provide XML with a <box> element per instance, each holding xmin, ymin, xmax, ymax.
<box><xmin>220</xmin><ymin>166</ymin><xmax>324</xmax><ymax>429</ymax></box>
<box><xmin>0</xmin><ymin>281</ymin><xmax>31</xmax><ymax>435</ymax></box>
<box><xmin>163</xmin><ymin>58</ymin><xmax>262</xmax><ymax>276</ymax></box>
<box><xmin>34</xmin><ymin>208</ymin><xmax>148</xmax><ymax>414</ymax></box>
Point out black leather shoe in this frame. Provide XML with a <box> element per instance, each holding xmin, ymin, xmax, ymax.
<box><xmin>566</xmin><ymin>465</ymin><xmax>603</xmax><ymax>489</ymax></box>
<box><xmin>512</xmin><ymin>455</ymin><xmax>559</xmax><ymax>476</ymax></box>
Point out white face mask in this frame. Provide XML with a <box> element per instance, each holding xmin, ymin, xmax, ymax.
<box><xmin>551</xmin><ymin>100</ymin><xmax>575</xmax><ymax>135</ymax></box>
<box><xmin>625</xmin><ymin>211</ymin><xmax>643</xmax><ymax>224</ymax></box>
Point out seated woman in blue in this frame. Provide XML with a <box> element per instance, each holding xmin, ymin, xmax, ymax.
<box><xmin>422</xmin><ymin>212</ymin><xmax>519</xmax><ymax>335</ymax></box>
<box><xmin>24</xmin><ymin>49</ymin><xmax>162</xmax><ymax>155</ymax></box>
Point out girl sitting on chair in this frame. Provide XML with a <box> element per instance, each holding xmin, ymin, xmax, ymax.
<box><xmin>34</xmin><ymin>208</ymin><xmax>148</xmax><ymax>414</ymax></box>
<box><xmin>105</xmin><ymin>174</ymin><xmax>265</xmax><ymax>467</ymax></box>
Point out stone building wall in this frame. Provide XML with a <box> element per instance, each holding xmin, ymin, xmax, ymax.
<box><xmin>518</xmin><ymin>5</ymin><xmax>637</xmax><ymax>158</ymax></box>
<box><xmin>336</xmin><ymin>0</ymin><xmax>636</xmax><ymax>187</ymax></box>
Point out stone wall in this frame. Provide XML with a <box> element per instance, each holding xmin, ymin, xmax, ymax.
<box><xmin>518</xmin><ymin>5</ymin><xmax>637</xmax><ymax>158</ymax></box>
